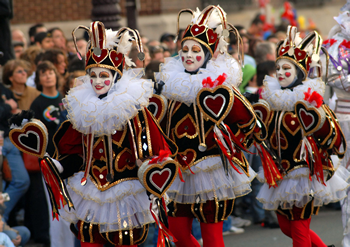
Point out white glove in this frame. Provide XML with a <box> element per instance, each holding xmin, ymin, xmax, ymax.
<box><xmin>44</xmin><ymin>153</ymin><xmax>64</xmax><ymax>173</ymax></box>
<box><xmin>52</xmin><ymin>158</ymin><xmax>64</xmax><ymax>174</ymax></box>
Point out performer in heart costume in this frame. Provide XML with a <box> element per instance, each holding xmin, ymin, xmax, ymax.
<box><xmin>155</xmin><ymin>5</ymin><xmax>269</xmax><ymax>247</ymax></box>
<box><xmin>323</xmin><ymin>3</ymin><xmax>350</xmax><ymax>246</ymax></box>
<box><xmin>22</xmin><ymin>22</ymin><xmax>179</xmax><ymax>247</ymax></box>
<box><xmin>256</xmin><ymin>25</ymin><xmax>349</xmax><ymax>247</ymax></box>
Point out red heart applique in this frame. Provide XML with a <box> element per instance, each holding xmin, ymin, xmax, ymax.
<box><xmin>115</xmin><ymin>148</ymin><xmax>135</xmax><ymax>172</ymax></box>
<box><xmin>138</xmin><ymin>160</ymin><xmax>178</xmax><ymax>198</ymax></box>
<box><xmin>110</xmin><ymin>50</ymin><xmax>124</xmax><ymax>68</ymax></box>
<box><xmin>190</xmin><ymin>24</ymin><xmax>206</xmax><ymax>37</ymax></box>
<box><xmin>294</xmin><ymin>48</ymin><xmax>307</xmax><ymax>61</ymax></box>
<box><xmin>92</xmin><ymin>49</ymin><xmax>108</xmax><ymax>64</ymax></box>
<box><xmin>92</xmin><ymin>166</ymin><xmax>108</xmax><ymax>186</ymax></box>
<box><xmin>175</xmin><ymin>114</ymin><xmax>197</xmax><ymax>139</ymax></box>
<box><xmin>204</xmin><ymin>94</ymin><xmax>225</xmax><ymax>117</ymax></box>
<box><xmin>283</xmin><ymin>112</ymin><xmax>300</xmax><ymax>136</ymax></box>
<box><xmin>207</xmin><ymin>29</ymin><xmax>218</xmax><ymax>45</ymax></box>
<box><xmin>150</xmin><ymin>169</ymin><xmax>171</xmax><ymax>191</ymax></box>
<box><xmin>279</xmin><ymin>46</ymin><xmax>290</xmax><ymax>56</ymax></box>
<box><xmin>299</xmin><ymin>108</ymin><xmax>315</xmax><ymax>130</ymax></box>
<box><xmin>177</xmin><ymin>149</ymin><xmax>197</xmax><ymax>169</ymax></box>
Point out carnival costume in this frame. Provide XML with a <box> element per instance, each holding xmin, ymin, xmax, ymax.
<box><xmin>8</xmin><ymin>22</ymin><xmax>179</xmax><ymax>247</ymax></box>
<box><xmin>323</xmin><ymin>3</ymin><xmax>350</xmax><ymax>246</ymax></box>
<box><xmin>155</xmin><ymin>6</ymin><xmax>268</xmax><ymax>247</ymax></box>
<box><xmin>255</xmin><ymin>25</ymin><xmax>350</xmax><ymax>247</ymax></box>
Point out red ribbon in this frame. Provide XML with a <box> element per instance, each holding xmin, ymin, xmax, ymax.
<box><xmin>255</xmin><ymin>143</ymin><xmax>283</xmax><ymax>188</ymax></box>
<box><xmin>307</xmin><ymin>137</ymin><xmax>325</xmax><ymax>185</ymax></box>
<box><xmin>214</xmin><ymin>133</ymin><xmax>241</xmax><ymax>174</ymax></box>
<box><xmin>150</xmin><ymin>198</ymin><xmax>177</xmax><ymax>247</ymax></box>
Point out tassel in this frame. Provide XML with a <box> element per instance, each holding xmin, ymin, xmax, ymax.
<box><xmin>255</xmin><ymin>143</ymin><xmax>283</xmax><ymax>188</ymax></box>
<box><xmin>40</xmin><ymin>158</ymin><xmax>74</xmax><ymax>220</ymax></box>
<box><xmin>307</xmin><ymin>136</ymin><xmax>325</xmax><ymax>185</ymax></box>
<box><xmin>214</xmin><ymin>133</ymin><xmax>241</xmax><ymax>174</ymax></box>
<box><xmin>150</xmin><ymin>196</ymin><xmax>177</xmax><ymax>247</ymax></box>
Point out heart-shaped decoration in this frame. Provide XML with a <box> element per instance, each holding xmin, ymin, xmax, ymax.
<box><xmin>197</xmin><ymin>85</ymin><xmax>234</xmax><ymax>124</ymax></box>
<box><xmin>177</xmin><ymin>149</ymin><xmax>197</xmax><ymax>169</ymax></box>
<box><xmin>110</xmin><ymin>50</ymin><xmax>124</xmax><ymax>68</ymax></box>
<box><xmin>138</xmin><ymin>159</ymin><xmax>178</xmax><ymax>198</ymax></box>
<box><xmin>148</xmin><ymin>94</ymin><xmax>167</xmax><ymax>122</ymax></box>
<box><xmin>92</xmin><ymin>48</ymin><xmax>108</xmax><ymax>64</ymax></box>
<box><xmin>294</xmin><ymin>48</ymin><xmax>307</xmax><ymax>61</ymax></box>
<box><xmin>282</xmin><ymin>112</ymin><xmax>300</xmax><ymax>136</ymax></box>
<box><xmin>175</xmin><ymin>114</ymin><xmax>197</xmax><ymax>139</ymax></box>
<box><xmin>279</xmin><ymin>46</ymin><xmax>290</xmax><ymax>56</ymax></box>
<box><xmin>207</xmin><ymin>29</ymin><xmax>218</xmax><ymax>45</ymax></box>
<box><xmin>115</xmin><ymin>148</ymin><xmax>135</xmax><ymax>172</ymax></box>
<box><xmin>190</xmin><ymin>24</ymin><xmax>206</xmax><ymax>37</ymax></box>
<box><xmin>253</xmin><ymin>100</ymin><xmax>270</xmax><ymax>125</ymax></box>
<box><xmin>92</xmin><ymin>166</ymin><xmax>108</xmax><ymax>186</ymax></box>
<box><xmin>295</xmin><ymin>101</ymin><xmax>322</xmax><ymax>136</ymax></box>
<box><xmin>10</xmin><ymin>119</ymin><xmax>48</xmax><ymax>158</ymax></box>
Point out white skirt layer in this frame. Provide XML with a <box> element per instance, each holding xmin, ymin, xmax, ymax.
<box><xmin>61</xmin><ymin>172</ymin><xmax>154</xmax><ymax>233</ymax></box>
<box><xmin>168</xmin><ymin>157</ymin><xmax>256</xmax><ymax>204</ymax></box>
<box><xmin>257</xmin><ymin>159</ymin><xmax>350</xmax><ymax>211</ymax></box>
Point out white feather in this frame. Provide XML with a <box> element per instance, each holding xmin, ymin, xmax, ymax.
<box><xmin>105</xmin><ymin>29</ymin><xmax>119</xmax><ymax>49</ymax></box>
<box><xmin>207</xmin><ymin>8</ymin><xmax>224</xmax><ymax>29</ymax></box>
<box><xmin>191</xmin><ymin>8</ymin><xmax>201</xmax><ymax>24</ymax></box>
<box><xmin>125</xmin><ymin>56</ymin><xmax>136</xmax><ymax>67</ymax></box>
<box><xmin>116</xmin><ymin>31</ymin><xmax>134</xmax><ymax>55</ymax></box>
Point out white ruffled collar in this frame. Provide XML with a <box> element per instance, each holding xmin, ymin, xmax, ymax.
<box><xmin>155</xmin><ymin>53</ymin><xmax>242</xmax><ymax>106</ymax></box>
<box><xmin>63</xmin><ymin>68</ymin><xmax>153</xmax><ymax>136</ymax></box>
<box><xmin>262</xmin><ymin>76</ymin><xmax>325</xmax><ymax>111</ymax></box>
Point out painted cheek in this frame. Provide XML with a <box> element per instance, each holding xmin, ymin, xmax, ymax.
<box><xmin>181</xmin><ymin>56</ymin><xmax>184</xmax><ymax>62</ymax></box>
<box><xmin>196</xmin><ymin>56</ymin><xmax>202</xmax><ymax>62</ymax></box>
<box><xmin>285</xmin><ymin>72</ymin><xmax>291</xmax><ymax>77</ymax></box>
<box><xmin>90</xmin><ymin>79</ymin><xmax>93</xmax><ymax>84</ymax></box>
<box><xmin>104</xmin><ymin>80</ymin><xmax>111</xmax><ymax>86</ymax></box>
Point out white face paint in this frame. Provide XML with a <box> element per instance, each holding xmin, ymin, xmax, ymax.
<box><xmin>181</xmin><ymin>40</ymin><xmax>205</xmax><ymax>72</ymax></box>
<box><xmin>276</xmin><ymin>59</ymin><xmax>297</xmax><ymax>87</ymax></box>
<box><xmin>89</xmin><ymin>67</ymin><xmax>114</xmax><ymax>95</ymax></box>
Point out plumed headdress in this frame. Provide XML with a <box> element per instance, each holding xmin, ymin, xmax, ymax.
<box><xmin>72</xmin><ymin>21</ymin><xmax>145</xmax><ymax>76</ymax></box>
<box><xmin>175</xmin><ymin>5</ymin><xmax>244</xmax><ymax>64</ymax></box>
<box><xmin>276</xmin><ymin>25</ymin><xmax>325</xmax><ymax>80</ymax></box>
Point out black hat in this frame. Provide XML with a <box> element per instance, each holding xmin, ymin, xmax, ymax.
<box><xmin>34</xmin><ymin>32</ymin><xmax>52</xmax><ymax>43</ymax></box>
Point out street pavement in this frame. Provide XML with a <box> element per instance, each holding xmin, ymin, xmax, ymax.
<box><xmin>223</xmin><ymin>208</ymin><xmax>343</xmax><ymax>247</ymax></box>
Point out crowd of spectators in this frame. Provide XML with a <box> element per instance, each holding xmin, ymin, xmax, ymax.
<box><xmin>0</xmin><ymin>11</ymin><xmax>335</xmax><ymax>247</ymax></box>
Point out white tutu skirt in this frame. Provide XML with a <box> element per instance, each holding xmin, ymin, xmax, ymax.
<box><xmin>168</xmin><ymin>157</ymin><xmax>256</xmax><ymax>204</ymax></box>
<box><xmin>257</xmin><ymin>157</ymin><xmax>350</xmax><ymax>211</ymax></box>
<box><xmin>61</xmin><ymin>172</ymin><xmax>154</xmax><ymax>233</ymax></box>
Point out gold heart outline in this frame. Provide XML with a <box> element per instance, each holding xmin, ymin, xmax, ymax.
<box><xmin>196</xmin><ymin>85</ymin><xmax>234</xmax><ymax>125</ymax></box>
<box><xmin>9</xmin><ymin>119</ymin><xmax>48</xmax><ymax>158</ymax></box>
<box><xmin>142</xmin><ymin>160</ymin><xmax>179</xmax><ymax>198</ymax></box>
